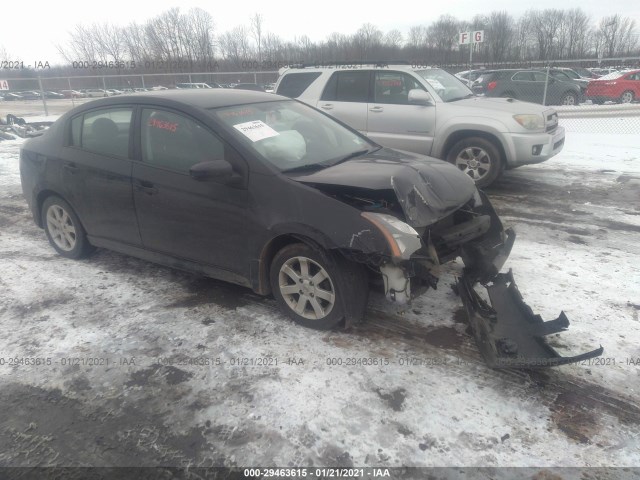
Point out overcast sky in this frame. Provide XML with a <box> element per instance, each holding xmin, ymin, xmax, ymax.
<box><xmin>2</xmin><ymin>0</ymin><xmax>639</xmax><ymax>66</ymax></box>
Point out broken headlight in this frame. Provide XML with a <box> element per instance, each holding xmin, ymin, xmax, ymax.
<box><xmin>361</xmin><ymin>212</ymin><xmax>422</xmax><ymax>261</ymax></box>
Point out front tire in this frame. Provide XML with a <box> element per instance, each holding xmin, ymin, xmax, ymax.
<box><xmin>270</xmin><ymin>243</ymin><xmax>360</xmax><ymax>330</ymax></box>
<box><xmin>446</xmin><ymin>137</ymin><xmax>504</xmax><ymax>189</ymax></box>
<box><xmin>42</xmin><ymin>196</ymin><xmax>93</xmax><ymax>259</ymax></box>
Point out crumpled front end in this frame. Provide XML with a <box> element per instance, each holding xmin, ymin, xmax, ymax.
<box><xmin>363</xmin><ymin>189</ymin><xmax>513</xmax><ymax>305</ymax></box>
<box><xmin>361</xmin><ymin>189</ymin><xmax>602</xmax><ymax>369</ymax></box>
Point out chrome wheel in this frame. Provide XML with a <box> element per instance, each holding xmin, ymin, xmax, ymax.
<box><xmin>454</xmin><ymin>146</ymin><xmax>492</xmax><ymax>182</ymax></box>
<box><xmin>620</xmin><ymin>91</ymin><xmax>634</xmax><ymax>104</ymax></box>
<box><xmin>561</xmin><ymin>93</ymin><xmax>577</xmax><ymax>105</ymax></box>
<box><xmin>278</xmin><ymin>256</ymin><xmax>335</xmax><ymax>321</ymax></box>
<box><xmin>46</xmin><ymin>205</ymin><xmax>77</xmax><ymax>252</ymax></box>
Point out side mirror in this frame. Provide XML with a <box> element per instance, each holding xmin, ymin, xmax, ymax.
<box><xmin>408</xmin><ymin>89</ymin><xmax>433</xmax><ymax>106</ymax></box>
<box><xmin>190</xmin><ymin>159</ymin><xmax>240</xmax><ymax>186</ymax></box>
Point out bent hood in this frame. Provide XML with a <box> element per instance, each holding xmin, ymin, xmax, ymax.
<box><xmin>290</xmin><ymin>148</ymin><xmax>477</xmax><ymax>227</ymax></box>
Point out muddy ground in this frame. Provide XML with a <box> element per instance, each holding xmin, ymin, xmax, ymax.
<box><xmin>0</xmin><ymin>133</ymin><xmax>639</xmax><ymax>476</ymax></box>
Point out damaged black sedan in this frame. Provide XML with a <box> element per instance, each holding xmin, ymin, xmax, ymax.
<box><xmin>20</xmin><ymin>90</ymin><xmax>602</xmax><ymax>368</ymax></box>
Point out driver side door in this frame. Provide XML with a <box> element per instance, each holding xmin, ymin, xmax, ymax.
<box><xmin>132</xmin><ymin>107</ymin><xmax>249</xmax><ymax>276</ymax></box>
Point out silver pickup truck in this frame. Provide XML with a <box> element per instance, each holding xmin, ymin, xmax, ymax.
<box><xmin>275</xmin><ymin>64</ymin><xmax>566</xmax><ymax>188</ymax></box>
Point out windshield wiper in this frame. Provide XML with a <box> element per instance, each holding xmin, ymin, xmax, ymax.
<box><xmin>282</xmin><ymin>163</ymin><xmax>330</xmax><ymax>174</ymax></box>
<box><xmin>330</xmin><ymin>147</ymin><xmax>379</xmax><ymax>166</ymax></box>
<box><xmin>448</xmin><ymin>93</ymin><xmax>476</xmax><ymax>102</ymax></box>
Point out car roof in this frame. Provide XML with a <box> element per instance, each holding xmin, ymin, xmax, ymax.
<box><xmin>74</xmin><ymin>89</ymin><xmax>285</xmax><ymax>110</ymax></box>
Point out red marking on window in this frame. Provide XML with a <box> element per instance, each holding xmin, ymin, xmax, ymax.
<box><xmin>148</xmin><ymin>118</ymin><xmax>178</xmax><ymax>132</ymax></box>
<box><xmin>377</xmin><ymin>79</ymin><xmax>402</xmax><ymax>87</ymax></box>
<box><xmin>220</xmin><ymin>108</ymin><xmax>255</xmax><ymax>118</ymax></box>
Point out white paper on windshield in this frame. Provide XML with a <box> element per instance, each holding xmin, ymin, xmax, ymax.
<box><xmin>233</xmin><ymin>120</ymin><xmax>280</xmax><ymax>142</ymax></box>
<box><xmin>425</xmin><ymin>78</ymin><xmax>445</xmax><ymax>90</ymax></box>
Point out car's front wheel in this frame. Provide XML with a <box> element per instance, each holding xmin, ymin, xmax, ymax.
<box><xmin>42</xmin><ymin>196</ymin><xmax>93</xmax><ymax>259</ymax></box>
<box><xmin>270</xmin><ymin>243</ymin><xmax>362</xmax><ymax>329</ymax></box>
<box><xmin>446</xmin><ymin>137</ymin><xmax>504</xmax><ymax>189</ymax></box>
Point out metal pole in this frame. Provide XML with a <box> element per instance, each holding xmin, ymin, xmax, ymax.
<box><xmin>542</xmin><ymin>64</ymin><xmax>550</xmax><ymax>106</ymax></box>
<box><xmin>141</xmin><ymin>75</ymin><xmax>145</xmax><ymax>89</ymax></box>
<box><xmin>68</xmin><ymin>77</ymin><xmax>75</xmax><ymax>107</ymax></box>
<box><xmin>38</xmin><ymin>76</ymin><xmax>49</xmax><ymax>117</ymax></box>
<box><xmin>469</xmin><ymin>42</ymin><xmax>473</xmax><ymax>68</ymax></box>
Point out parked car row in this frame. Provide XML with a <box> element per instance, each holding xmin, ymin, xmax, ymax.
<box><xmin>465</xmin><ymin>67</ymin><xmax>640</xmax><ymax>105</ymax></box>
<box><xmin>1</xmin><ymin>83</ymin><xmax>275</xmax><ymax>102</ymax></box>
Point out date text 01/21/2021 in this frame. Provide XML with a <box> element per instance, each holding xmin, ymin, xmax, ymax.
<box><xmin>243</xmin><ymin>468</ymin><xmax>391</xmax><ymax>477</ymax></box>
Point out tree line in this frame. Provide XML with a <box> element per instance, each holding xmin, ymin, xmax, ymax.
<box><xmin>3</xmin><ymin>8</ymin><xmax>638</xmax><ymax>75</ymax></box>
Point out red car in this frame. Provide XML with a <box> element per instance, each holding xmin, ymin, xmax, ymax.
<box><xmin>585</xmin><ymin>69</ymin><xmax>640</xmax><ymax>104</ymax></box>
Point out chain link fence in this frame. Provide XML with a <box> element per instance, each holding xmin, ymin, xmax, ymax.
<box><xmin>1</xmin><ymin>67</ymin><xmax>639</xmax><ymax>134</ymax></box>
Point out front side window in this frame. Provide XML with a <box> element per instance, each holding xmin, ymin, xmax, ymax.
<box><xmin>321</xmin><ymin>71</ymin><xmax>370</xmax><ymax>102</ymax></box>
<box><xmin>141</xmin><ymin>109</ymin><xmax>225</xmax><ymax>173</ymax></box>
<box><xmin>374</xmin><ymin>71</ymin><xmax>424</xmax><ymax>104</ymax></box>
<box><xmin>79</xmin><ymin>108</ymin><xmax>133</xmax><ymax>158</ymax></box>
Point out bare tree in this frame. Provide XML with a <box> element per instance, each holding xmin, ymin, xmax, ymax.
<box><xmin>564</xmin><ymin>9</ymin><xmax>591</xmax><ymax>58</ymax></box>
<box><xmin>353</xmin><ymin>23</ymin><xmax>383</xmax><ymax>59</ymax></box>
<box><xmin>427</xmin><ymin>15</ymin><xmax>460</xmax><ymax>62</ymax></box>
<box><xmin>0</xmin><ymin>45</ymin><xmax>10</xmax><ymax>62</ymax></box>
<box><xmin>250</xmin><ymin>14</ymin><xmax>264</xmax><ymax>62</ymax></box>
<box><xmin>599</xmin><ymin>15</ymin><xmax>638</xmax><ymax>57</ymax></box>
<box><xmin>219</xmin><ymin>26</ymin><xmax>251</xmax><ymax>66</ymax></box>
<box><xmin>485</xmin><ymin>12</ymin><xmax>514</xmax><ymax>63</ymax></box>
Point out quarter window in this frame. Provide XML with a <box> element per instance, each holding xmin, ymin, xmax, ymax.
<box><xmin>276</xmin><ymin>72</ymin><xmax>322</xmax><ymax>98</ymax></box>
<box><xmin>141</xmin><ymin>109</ymin><xmax>225</xmax><ymax>173</ymax></box>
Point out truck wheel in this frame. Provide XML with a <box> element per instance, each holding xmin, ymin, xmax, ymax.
<box><xmin>446</xmin><ymin>137</ymin><xmax>504</xmax><ymax>189</ymax></box>
<box><xmin>270</xmin><ymin>243</ymin><xmax>364</xmax><ymax>330</ymax></box>
<box><xmin>619</xmin><ymin>91</ymin><xmax>634</xmax><ymax>104</ymax></box>
<box><xmin>42</xmin><ymin>196</ymin><xmax>94</xmax><ymax>259</ymax></box>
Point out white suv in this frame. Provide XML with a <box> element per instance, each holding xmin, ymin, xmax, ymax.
<box><xmin>275</xmin><ymin>65</ymin><xmax>566</xmax><ymax>187</ymax></box>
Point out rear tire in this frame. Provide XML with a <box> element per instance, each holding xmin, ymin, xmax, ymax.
<box><xmin>270</xmin><ymin>243</ymin><xmax>365</xmax><ymax>330</ymax></box>
<box><xmin>42</xmin><ymin>196</ymin><xmax>94</xmax><ymax>259</ymax></box>
<box><xmin>619</xmin><ymin>90</ymin><xmax>634</xmax><ymax>104</ymax></box>
<box><xmin>446</xmin><ymin>137</ymin><xmax>504</xmax><ymax>189</ymax></box>
<box><xmin>501</xmin><ymin>91</ymin><xmax>517</xmax><ymax>99</ymax></box>
<box><xmin>560</xmin><ymin>92</ymin><xmax>578</xmax><ymax>106</ymax></box>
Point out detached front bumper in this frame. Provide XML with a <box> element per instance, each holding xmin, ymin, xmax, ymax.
<box><xmin>457</xmin><ymin>270</ymin><xmax>603</xmax><ymax>368</ymax></box>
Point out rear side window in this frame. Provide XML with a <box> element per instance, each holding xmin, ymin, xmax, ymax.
<box><xmin>513</xmin><ymin>72</ymin><xmax>535</xmax><ymax>81</ymax></box>
<box><xmin>77</xmin><ymin>108</ymin><xmax>133</xmax><ymax>158</ymax></box>
<box><xmin>141</xmin><ymin>108</ymin><xmax>225</xmax><ymax>174</ymax></box>
<box><xmin>321</xmin><ymin>71</ymin><xmax>370</xmax><ymax>102</ymax></box>
<box><xmin>276</xmin><ymin>72</ymin><xmax>322</xmax><ymax>98</ymax></box>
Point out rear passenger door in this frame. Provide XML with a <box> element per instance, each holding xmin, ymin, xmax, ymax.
<box><xmin>366</xmin><ymin>70</ymin><xmax>435</xmax><ymax>155</ymax></box>
<box><xmin>62</xmin><ymin>107</ymin><xmax>141</xmax><ymax>246</ymax></box>
<box><xmin>316</xmin><ymin>70</ymin><xmax>371</xmax><ymax>133</ymax></box>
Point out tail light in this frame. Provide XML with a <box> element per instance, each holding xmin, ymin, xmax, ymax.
<box><xmin>487</xmin><ymin>81</ymin><xmax>497</xmax><ymax>91</ymax></box>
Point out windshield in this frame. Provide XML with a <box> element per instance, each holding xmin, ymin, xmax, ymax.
<box><xmin>212</xmin><ymin>100</ymin><xmax>374</xmax><ymax>172</ymax></box>
<box><xmin>414</xmin><ymin>69</ymin><xmax>474</xmax><ymax>102</ymax></box>
<box><xmin>598</xmin><ymin>71</ymin><xmax>624</xmax><ymax>80</ymax></box>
